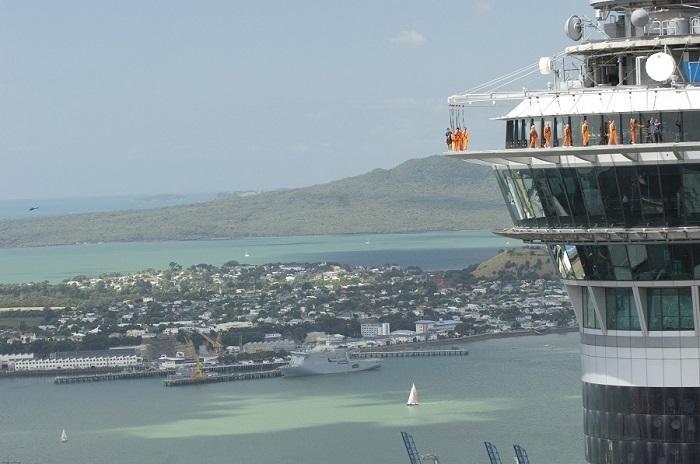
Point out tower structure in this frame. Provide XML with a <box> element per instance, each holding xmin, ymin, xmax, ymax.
<box><xmin>449</xmin><ymin>1</ymin><xmax>700</xmax><ymax>462</ymax></box>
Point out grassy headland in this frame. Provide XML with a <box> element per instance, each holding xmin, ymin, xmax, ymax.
<box><xmin>0</xmin><ymin>155</ymin><xmax>510</xmax><ymax>248</ymax></box>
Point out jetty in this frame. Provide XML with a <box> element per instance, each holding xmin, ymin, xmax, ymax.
<box><xmin>163</xmin><ymin>369</ymin><xmax>282</xmax><ymax>387</ymax></box>
<box><xmin>53</xmin><ymin>361</ymin><xmax>289</xmax><ymax>385</ymax></box>
<box><xmin>353</xmin><ymin>349</ymin><xmax>469</xmax><ymax>358</ymax></box>
<box><xmin>54</xmin><ymin>369</ymin><xmax>169</xmax><ymax>384</ymax></box>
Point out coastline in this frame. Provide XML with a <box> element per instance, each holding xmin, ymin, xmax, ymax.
<box><xmin>361</xmin><ymin>327</ymin><xmax>578</xmax><ymax>352</ymax></box>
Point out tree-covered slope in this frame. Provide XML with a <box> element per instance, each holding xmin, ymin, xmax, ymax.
<box><xmin>0</xmin><ymin>155</ymin><xmax>510</xmax><ymax>248</ymax></box>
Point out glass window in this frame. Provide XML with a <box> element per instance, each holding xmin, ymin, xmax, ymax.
<box><xmin>647</xmin><ymin>288</ymin><xmax>694</xmax><ymax>331</ymax></box>
<box><xmin>560</xmin><ymin>168</ymin><xmax>589</xmax><ymax>227</ymax></box>
<box><xmin>683</xmin><ymin>166</ymin><xmax>700</xmax><ymax>226</ymax></box>
<box><xmin>544</xmin><ymin>169</ymin><xmax>573</xmax><ymax>226</ymax></box>
<box><xmin>510</xmin><ymin>169</ymin><xmax>545</xmax><ymax>222</ymax></box>
<box><xmin>615</xmin><ymin>166</ymin><xmax>643</xmax><ymax>227</ymax></box>
<box><xmin>531</xmin><ymin>168</ymin><xmax>560</xmax><ymax>228</ymax></box>
<box><xmin>628</xmin><ymin>245</ymin><xmax>649</xmax><ymax>280</ymax></box>
<box><xmin>670</xmin><ymin>245</ymin><xmax>693</xmax><ymax>280</ymax></box>
<box><xmin>596</xmin><ymin>167</ymin><xmax>626</xmax><ymax>227</ymax></box>
<box><xmin>566</xmin><ymin>245</ymin><xmax>586</xmax><ymax>280</ymax></box>
<box><xmin>684</xmin><ymin>111</ymin><xmax>700</xmax><ymax>143</ymax></box>
<box><xmin>645</xmin><ymin>245</ymin><xmax>670</xmax><ymax>281</ymax></box>
<box><xmin>551</xmin><ymin>245</ymin><xmax>574</xmax><ymax>279</ymax></box>
<box><xmin>577</xmin><ymin>168</ymin><xmax>606</xmax><ymax>226</ymax></box>
<box><xmin>606</xmin><ymin>288</ymin><xmax>640</xmax><ymax>330</ymax></box>
<box><xmin>609</xmin><ymin>245</ymin><xmax>632</xmax><ymax>280</ymax></box>
<box><xmin>660</xmin><ymin>164</ymin><xmax>683</xmax><ymax>227</ymax></box>
<box><xmin>583</xmin><ymin>289</ymin><xmax>600</xmax><ymax>329</ymax></box>
<box><xmin>494</xmin><ymin>169</ymin><xmax>522</xmax><ymax>224</ymax></box>
<box><xmin>637</xmin><ymin>165</ymin><xmax>665</xmax><ymax>227</ymax></box>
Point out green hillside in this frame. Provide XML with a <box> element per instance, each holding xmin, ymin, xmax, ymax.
<box><xmin>0</xmin><ymin>155</ymin><xmax>510</xmax><ymax>248</ymax></box>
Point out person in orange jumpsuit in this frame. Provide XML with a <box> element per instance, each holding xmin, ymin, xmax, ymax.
<box><xmin>581</xmin><ymin>118</ymin><xmax>590</xmax><ymax>146</ymax></box>
<box><xmin>529</xmin><ymin>125</ymin><xmax>539</xmax><ymax>148</ymax></box>
<box><xmin>563</xmin><ymin>123</ymin><xmax>573</xmax><ymax>147</ymax></box>
<box><xmin>451</xmin><ymin>128</ymin><xmax>460</xmax><ymax>151</ymax></box>
<box><xmin>462</xmin><ymin>127</ymin><xmax>470</xmax><ymax>151</ymax></box>
<box><xmin>629</xmin><ymin>118</ymin><xmax>641</xmax><ymax>144</ymax></box>
<box><xmin>543</xmin><ymin>122</ymin><xmax>552</xmax><ymax>148</ymax></box>
<box><xmin>608</xmin><ymin>120</ymin><xmax>619</xmax><ymax>145</ymax></box>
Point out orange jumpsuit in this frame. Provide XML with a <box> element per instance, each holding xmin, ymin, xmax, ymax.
<box><xmin>529</xmin><ymin>126</ymin><xmax>539</xmax><ymax>148</ymax></box>
<box><xmin>451</xmin><ymin>129</ymin><xmax>460</xmax><ymax>151</ymax></box>
<box><xmin>563</xmin><ymin>125</ymin><xmax>573</xmax><ymax>147</ymax></box>
<box><xmin>581</xmin><ymin>121</ymin><xmax>590</xmax><ymax>146</ymax></box>
<box><xmin>543</xmin><ymin>125</ymin><xmax>552</xmax><ymax>148</ymax></box>
<box><xmin>608</xmin><ymin>120</ymin><xmax>619</xmax><ymax>145</ymax></box>
<box><xmin>462</xmin><ymin>129</ymin><xmax>470</xmax><ymax>151</ymax></box>
<box><xmin>629</xmin><ymin>119</ymin><xmax>641</xmax><ymax>144</ymax></box>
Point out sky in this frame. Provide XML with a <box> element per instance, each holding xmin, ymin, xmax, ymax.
<box><xmin>0</xmin><ymin>0</ymin><xmax>582</xmax><ymax>200</ymax></box>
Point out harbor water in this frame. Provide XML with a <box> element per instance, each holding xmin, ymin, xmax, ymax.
<box><xmin>0</xmin><ymin>333</ymin><xmax>583</xmax><ymax>464</ymax></box>
<box><xmin>0</xmin><ymin>230</ymin><xmax>516</xmax><ymax>283</ymax></box>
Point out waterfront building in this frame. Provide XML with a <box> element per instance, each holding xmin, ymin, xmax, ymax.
<box><xmin>449</xmin><ymin>1</ymin><xmax>700</xmax><ymax>462</ymax></box>
<box><xmin>12</xmin><ymin>349</ymin><xmax>141</xmax><ymax>371</ymax></box>
<box><xmin>360</xmin><ymin>322</ymin><xmax>391</xmax><ymax>338</ymax></box>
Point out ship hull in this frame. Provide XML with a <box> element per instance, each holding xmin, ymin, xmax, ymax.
<box><xmin>280</xmin><ymin>359</ymin><xmax>381</xmax><ymax>377</ymax></box>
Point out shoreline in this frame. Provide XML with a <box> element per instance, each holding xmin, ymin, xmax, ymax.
<box><xmin>361</xmin><ymin>327</ymin><xmax>578</xmax><ymax>352</ymax></box>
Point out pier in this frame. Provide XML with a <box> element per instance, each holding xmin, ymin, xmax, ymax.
<box><xmin>54</xmin><ymin>369</ymin><xmax>169</xmax><ymax>384</ymax></box>
<box><xmin>52</xmin><ymin>361</ymin><xmax>289</xmax><ymax>385</ymax></box>
<box><xmin>353</xmin><ymin>349</ymin><xmax>469</xmax><ymax>358</ymax></box>
<box><xmin>163</xmin><ymin>369</ymin><xmax>282</xmax><ymax>387</ymax></box>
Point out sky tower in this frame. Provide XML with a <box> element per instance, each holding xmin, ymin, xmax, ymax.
<box><xmin>449</xmin><ymin>1</ymin><xmax>700</xmax><ymax>462</ymax></box>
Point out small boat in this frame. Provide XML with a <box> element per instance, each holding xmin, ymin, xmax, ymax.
<box><xmin>60</xmin><ymin>429</ymin><xmax>68</xmax><ymax>443</ymax></box>
<box><xmin>407</xmin><ymin>383</ymin><xmax>419</xmax><ymax>406</ymax></box>
<box><xmin>244</xmin><ymin>249</ymin><xmax>250</xmax><ymax>257</ymax></box>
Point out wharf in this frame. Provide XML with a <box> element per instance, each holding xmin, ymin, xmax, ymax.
<box><xmin>54</xmin><ymin>369</ymin><xmax>170</xmax><ymax>384</ymax></box>
<box><xmin>353</xmin><ymin>349</ymin><xmax>469</xmax><ymax>358</ymax></box>
<box><xmin>52</xmin><ymin>362</ymin><xmax>288</xmax><ymax>385</ymax></box>
<box><xmin>163</xmin><ymin>369</ymin><xmax>282</xmax><ymax>387</ymax></box>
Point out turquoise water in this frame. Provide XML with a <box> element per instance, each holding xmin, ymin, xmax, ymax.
<box><xmin>0</xmin><ymin>231</ymin><xmax>518</xmax><ymax>283</ymax></box>
<box><xmin>0</xmin><ymin>333</ymin><xmax>583</xmax><ymax>464</ymax></box>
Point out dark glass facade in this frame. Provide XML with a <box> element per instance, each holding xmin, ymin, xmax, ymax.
<box><xmin>495</xmin><ymin>164</ymin><xmax>700</xmax><ymax>228</ymax></box>
<box><xmin>549</xmin><ymin>243</ymin><xmax>700</xmax><ymax>282</ymax></box>
<box><xmin>606</xmin><ymin>288</ymin><xmax>640</xmax><ymax>330</ymax></box>
<box><xmin>583</xmin><ymin>382</ymin><xmax>700</xmax><ymax>464</ymax></box>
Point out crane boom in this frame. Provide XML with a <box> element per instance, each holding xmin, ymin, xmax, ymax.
<box><xmin>400</xmin><ymin>432</ymin><xmax>423</xmax><ymax>464</ymax></box>
<box><xmin>484</xmin><ymin>442</ymin><xmax>503</xmax><ymax>464</ymax></box>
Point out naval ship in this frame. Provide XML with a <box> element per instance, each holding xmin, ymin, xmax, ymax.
<box><xmin>280</xmin><ymin>348</ymin><xmax>381</xmax><ymax>377</ymax></box>
<box><xmin>447</xmin><ymin>1</ymin><xmax>700</xmax><ymax>462</ymax></box>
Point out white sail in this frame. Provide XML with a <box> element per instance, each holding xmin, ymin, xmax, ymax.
<box><xmin>60</xmin><ymin>429</ymin><xmax>68</xmax><ymax>442</ymax></box>
<box><xmin>407</xmin><ymin>383</ymin><xmax>419</xmax><ymax>405</ymax></box>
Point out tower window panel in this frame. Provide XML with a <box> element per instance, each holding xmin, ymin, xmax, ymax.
<box><xmin>682</xmin><ymin>166</ymin><xmax>700</xmax><ymax>226</ymax></box>
<box><xmin>670</xmin><ymin>245</ymin><xmax>693</xmax><ymax>280</ymax></box>
<box><xmin>627</xmin><ymin>245</ymin><xmax>649</xmax><ymax>280</ymax></box>
<box><xmin>596</xmin><ymin>166</ymin><xmax>626</xmax><ymax>227</ymax></box>
<box><xmin>659</xmin><ymin>164</ymin><xmax>684</xmax><ymax>227</ymax></box>
<box><xmin>637</xmin><ymin>165</ymin><xmax>666</xmax><ymax>227</ymax></box>
<box><xmin>560</xmin><ymin>168</ymin><xmax>589</xmax><ymax>227</ymax></box>
<box><xmin>544</xmin><ymin>169</ymin><xmax>572</xmax><ymax>225</ymax></box>
<box><xmin>608</xmin><ymin>245</ymin><xmax>632</xmax><ymax>281</ymax></box>
<box><xmin>606</xmin><ymin>288</ymin><xmax>640</xmax><ymax>330</ymax></box>
<box><xmin>615</xmin><ymin>166</ymin><xmax>643</xmax><ymax>227</ymax></box>
<box><xmin>566</xmin><ymin>245</ymin><xmax>586</xmax><ymax>280</ymax></box>
<box><xmin>583</xmin><ymin>290</ymin><xmax>600</xmax><ymax>329</ymax></box>
<box><xmin>577</xmin><ymin>168</ymin><xmax>606</xmax><ymax>226</ymax></box>
<box><xmin>647</xmin><ymin>288</ymin><xmax>694</xmax><ymax>331</ymax></box>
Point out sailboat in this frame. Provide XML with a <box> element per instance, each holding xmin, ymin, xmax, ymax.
<box><xmin>60</xmin><ymin>429</ymin><xmax>68</xmax><ymax>443</ymax></box>
<box><xmin>244</xmin><ymin>249</ymin><xmax>250</xmax><ymax>258</ymax></box>
<box><xmin>406</xmin><ymin>383</ymin><xmax>419</xmax><ymax>406</ymax></box>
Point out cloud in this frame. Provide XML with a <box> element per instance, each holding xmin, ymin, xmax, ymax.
<box><xmin>390</xmin><ymin>30</ymin><xmax>426</xmax><ymax>46</ymax></box>
<box><xmin>475</xmin><ymin>1</ymin><xmax>493</xmax><ymax>14</ymax></box>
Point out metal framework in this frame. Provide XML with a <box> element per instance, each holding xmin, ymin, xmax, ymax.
<box><xmin>495</xmin><ymin>226</ymin><xmax>700</xmax><ymax>243</ymax></box>
<box><xmin>513</xmin><ymin>444</ymin><xmax>531</xmax><ymax>464</ymax></box>
<box><xmin>484</xmin><ymin>442</ymin><xmax>503</xmax><ymax>464</ymax></box>
<box><xmin>401</xmin><ymin>432</ymin><xmax>423</xmax><ymax>464</ymax></box>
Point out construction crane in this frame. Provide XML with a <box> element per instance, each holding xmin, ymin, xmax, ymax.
<box><xmin>185</xmin><ymin>336</ymin><xmax>206</xmax><ymax>381</ymax></box>
<box><xmin>200</xmin><ymin>331</ymin><xmax>224</xmax><ymax>355</ymax></box>
<box><xmin>400</xmin><ymin>432</ymin><xmax>439</xmax><ymax>464</ymax></box>
<box><xmin>513</xmin><ymin>444</ymin><xmax>530</xmax><ymax>464</ymax></box>
<box><xmin>484</xmin><ymin>442</ymin><xmax>503</xmax><ymax>464</ymax></box>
